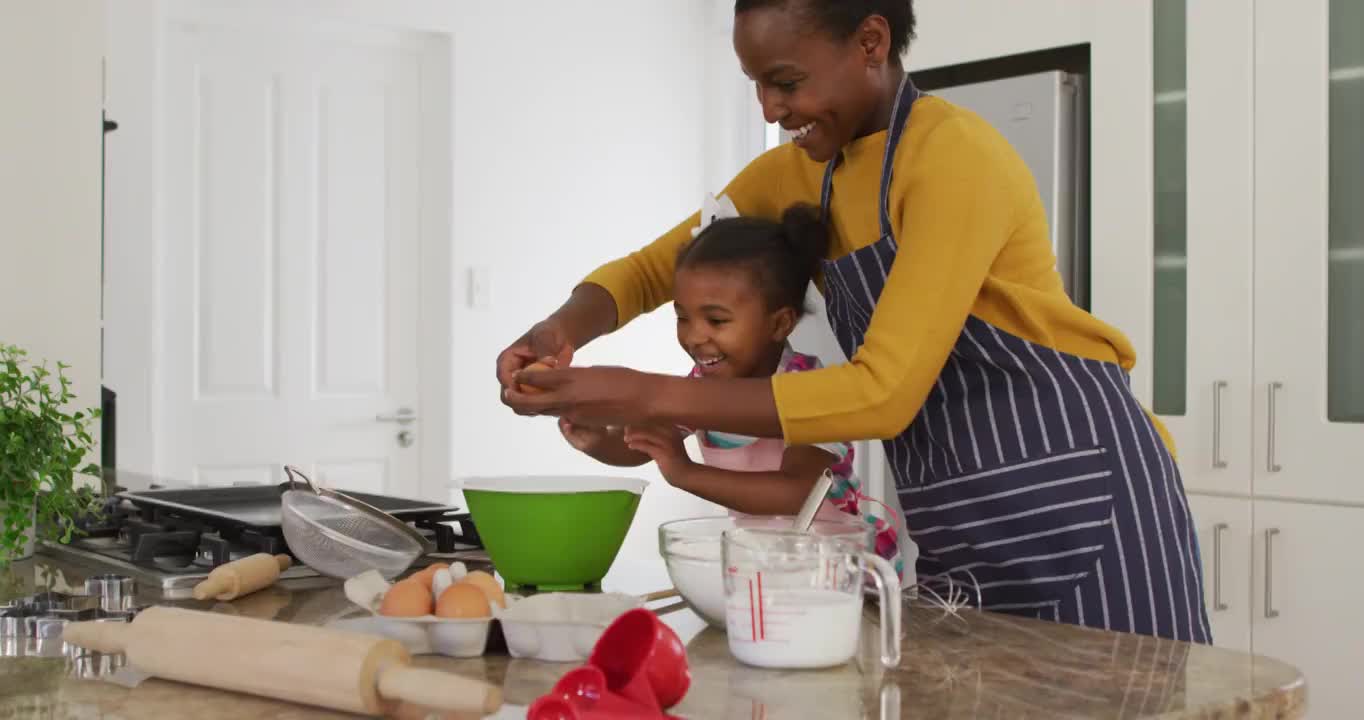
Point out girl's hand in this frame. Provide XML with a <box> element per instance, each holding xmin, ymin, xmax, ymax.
<box><xmin>558</xmin><ymin>418</ymin><xmax>609</xmax><ymax>454</ymax></box>
<box><xmin>623</xmin><ymin>424</ymin><xmax>691</xmax><ymax>480</ymax></box>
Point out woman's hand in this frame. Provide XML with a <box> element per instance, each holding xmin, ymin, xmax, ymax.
<box><xmin>496</xmin><ymin>284</ymin><xmax>621</xmax><ymax>416</ymax></box>
<box><xmin>623</xmin><ymin>424</ymin><xmax>692</xmax><ymax>480</ymax></box>
<box><xmin>509</xmin><ymin>366</ymin><xmax>666</xmax><ymax>427</ymax></box>
<box><xmin>496</xmin><ymin>320</ymin><xmax>575</xmax><ymax>415</ymax></box>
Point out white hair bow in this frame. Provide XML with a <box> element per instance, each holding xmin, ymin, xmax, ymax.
<box><xmin>691</xmin><ymin>192</ymin><xmax>740</xmax><ymax>238</ymax></box>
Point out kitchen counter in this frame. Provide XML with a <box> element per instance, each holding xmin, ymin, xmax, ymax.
<box><xmin>0</xmin><ymin>554</ymin><xmax>1305</xmax><ymax>719</ymax></box>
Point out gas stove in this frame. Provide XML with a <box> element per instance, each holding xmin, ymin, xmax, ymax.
<box><xmin>40</xmin><ymin>487</ymin><xmax>486</xmax><ymax>598</ymax></box>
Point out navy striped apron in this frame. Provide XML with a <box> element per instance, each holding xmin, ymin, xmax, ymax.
<box><xmin>818</xmin><ymin>75</ymin><xmax>1211</xmax><ymax>644</ymax></box>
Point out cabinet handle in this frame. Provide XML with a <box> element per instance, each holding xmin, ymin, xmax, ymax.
<box><xmin>1212</xmin><ymin>381</ymin><xmax>1228</xmax><ymax>469</ymax></box>
<box><xmin>1266</xmin><ymin>382</ymin><xmax>1283</xmax><ymax>473</ymax></box>
<box><xmin>1264</xmin><ymin>528</ymin><xmax>1280</xmax><ymax>619</ymax></box>
<box><xmin>1212</xmin><ymin>522</ymin><xmax>1229</xmax><ymax>611</ymax></box>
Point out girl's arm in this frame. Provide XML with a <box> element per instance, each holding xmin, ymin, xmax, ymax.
<box><xmin>559</xmin><ymin>420</ymin><xmax>651</xmax><ymax>467</ymax></box>
<box><xmin>624</xmin><ymin>425</ymin><xmax>835</xmax><ymax>515</ymax></box>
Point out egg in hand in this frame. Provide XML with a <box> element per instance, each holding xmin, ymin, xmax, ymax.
<box><xmin>517</xmin><ymin>361</ymin><xmax>554</xmax><ymax>395</ymax></box>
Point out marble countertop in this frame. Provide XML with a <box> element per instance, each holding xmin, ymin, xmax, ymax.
<box><xmin>0</xmin><ymin>552</ymin><xmax>1305</xmax><ymax>719</ymax></box>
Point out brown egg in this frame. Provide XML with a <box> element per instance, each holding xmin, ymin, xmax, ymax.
<box><xmin>435</xmin><ymin>583</ymin><xmax>491</xmax><ymax>619</ymax></box>
<box><xmin>406</xmin><ymin>563</ymin><xmax>449</xmax><ymax>589</ymax></box>
<box><xmin>456</xmin><ymin>570</ymin><xmax>507</xmax><ymax>609</ymax></box>
<box><xmin>379</xmin><ymin>580</ymin><xmax>433</xmax><ymax>617</ymax></box>
<box><xmin>517</xmin><ymin>361</ymin><xmax>554</xmax><ymax>395</ymax></box>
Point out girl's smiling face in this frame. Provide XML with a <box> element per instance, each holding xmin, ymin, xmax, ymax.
<box><xmin>674</xmin><ymin>264</ymin><xmax>796</xmax><ymax>379</ymax></box>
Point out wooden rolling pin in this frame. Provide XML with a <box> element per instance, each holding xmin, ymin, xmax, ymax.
<box><xmin>192</xmin><ymin>553</ymin><xmax>291</xmax><ymax>601</ymax></box>
<box><xmin>63</xmin><ymin>606</ymin><xmax>502</xmax><ymax>716</ymax></box>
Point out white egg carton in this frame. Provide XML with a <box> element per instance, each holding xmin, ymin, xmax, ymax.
<box><xmin>332</xmin><ymin>565</ymin><xmax>512</xmax><ymax>658</ymax></box>
<box><xmin>498</xmin><ymin>592</ymin><xmax>642</xmax><ymax>663</ymax></box>
<box><xmin>331</xmin><ymin>567</ymin><xmax>642</xmax><ymax>662</ymax></box>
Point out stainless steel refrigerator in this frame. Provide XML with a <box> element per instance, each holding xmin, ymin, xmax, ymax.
<box><xmin>931</xmin><ymin>69</ymin><xmax>1090</xmax><ymax>310</ymax></box>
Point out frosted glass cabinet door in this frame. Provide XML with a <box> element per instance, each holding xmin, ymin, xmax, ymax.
<box><xmin>1154</xmin><ymin>0</ymin><xmax>1254</xmax><ymax>495</ymax></box>
<box><xmin>1253</xmin><ymin>0</ymin><xmax>1364</xmax><ymax>503</ymax></box>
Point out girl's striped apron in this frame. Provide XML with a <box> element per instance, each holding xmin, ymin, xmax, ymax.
<box><xmin>818</xmin><ymin>75</ymin><xmax>1211</xmax><ymax>643</ymax></box>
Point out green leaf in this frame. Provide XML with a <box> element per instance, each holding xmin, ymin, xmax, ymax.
<box><xmin>0</xmin><ymin>344</ymin><xmax>101</xmax><ymax>566</ymax></box>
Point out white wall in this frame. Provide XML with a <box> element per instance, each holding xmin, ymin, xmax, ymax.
<box><xmin>446</xmin><ymin>0</ymin><xmax>707</xmax><ymax>479</ymax></box>
<box><xmin>102</xmin><ymin>0</ymin><xmax>163</xmax><ymax>476</ymax></box>
<box><xmin>443</xmin><ymin>2</ymin><xmax>729</xmax><ymax>588</ymax></box>
<box><xmin>0</xmin><ymin>0</ymin><xmax>106</xmax><ymax>447</ymax></box>
<box><xmin>103</xmin><ymin>0</ymin><xmax>730</xmax><ymax>585</ymax></box>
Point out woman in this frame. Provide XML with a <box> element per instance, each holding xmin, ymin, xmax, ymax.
<box><xmin>497</xmin><ymin>0</ymin><xmax>1210</xmax><ymax>644</ymax></box>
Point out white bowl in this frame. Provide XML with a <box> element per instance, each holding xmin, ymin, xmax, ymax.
<box><xmin>658</xmin><ymin>515</ymin><xmax>873</xmax><ymax>630</ymax></box>
<box><xmin>498</xmin><ymin>592</ymin><xmax>641</xmax><ymax>662</ymax></box>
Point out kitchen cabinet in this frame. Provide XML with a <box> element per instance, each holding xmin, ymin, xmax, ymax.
<box><xmin>1150</xmin><ymin>0</ymin><xmax>1255</xmax><ymax>497</ymax></box>
<box><xmin>1251</xmin><ymin>500</ymin><xmax>1364</xmax><ymax>720</ymax></box>
<box><xmin>1185</xmin><ymin>495</ymin><xmax>1251</xmax><ymax>654</ymax></box>
<box><xmin>1149</xmin><ymin>0</ymin><xmax>1364</xmax><ymax>713</ymax></box>
<box><xmin>1186</xmin><ymin>495</ymin><xmax>1364</xmax><ymax>717</ymax></box>
<box><xmin>1253</xmin><ymin>0</ymin><xmax>1364</xmax><ymax>505</ymax></box>
<box><xmin>1152</xmin><ymin>0</ymin><xmax>1364</xmax><ymax>503</ymax></box>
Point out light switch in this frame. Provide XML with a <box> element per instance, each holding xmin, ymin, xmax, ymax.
<box><xmin>467</xmin><ymin>266</ymin><xmax>490</xmax><ymax>310</ymax></box>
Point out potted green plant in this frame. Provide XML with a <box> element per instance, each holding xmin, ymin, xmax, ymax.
<box><xmin>1</xmin><ymin>344</ymin><xmax>102</xmax><ymax>564</ymax></box>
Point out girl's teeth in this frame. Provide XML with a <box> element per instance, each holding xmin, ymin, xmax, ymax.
<box><xmin>792</xmin><ymin>122</ymin><xmax>814</xmax><ymax>140</ymax></box>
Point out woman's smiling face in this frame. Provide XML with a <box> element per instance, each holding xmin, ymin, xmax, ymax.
<box><xmin>733</xmin><ymin>3</ymin><xmax>894</xmax><ymax>162</ymax></box>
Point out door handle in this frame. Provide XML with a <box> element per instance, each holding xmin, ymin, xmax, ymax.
<box><xmin>1212</xmin><ymin>381</ymin><xmax>1228</xmax><ymax>469</ymax></box>
<box><xmin>376</xmin><ymin>407</ymin><xmax>418</xmax><ymax>425</ymax></box>
<box><xmin>1266</xmin><ymin>382</ymin><xmax>1282</xmax><ymax>473</ymax></box>
<box><xmin>1212</xmin><ymin>522</ymin><xmax>1229</xmax><ymax>611</ymax></box>
<box><xmin>1264</xmin><ymin>528</ymin><xmax>1280</xmax><ymax>619</ymax></box>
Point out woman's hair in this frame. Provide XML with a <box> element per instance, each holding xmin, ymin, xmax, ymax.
<box><xmin>676</xmin><ymin>204</ymin><xmax>830</xmax><ymax>317</ymax></box>
<box><xmin>734</xmin><ymin>0</ymin><xmax>917</xmax><ymax>61</ymax></box>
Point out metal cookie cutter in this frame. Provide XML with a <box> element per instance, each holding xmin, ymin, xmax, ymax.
<box><xmin>0</xmin><ymin>576</ymin><xmax>146</xmax><ymax>660</ymax></box>
<box><xmin>85</xmin><ymin>574</ymin><xmax>137</xmax><ymax>613</ymax></box>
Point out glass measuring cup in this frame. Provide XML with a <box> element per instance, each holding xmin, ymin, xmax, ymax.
<box><xmin>722</xmin><ymin>528</ymin><xmax>901</xmax><ymax>670</ymax></box>
<box><xmin>659</xmin><ymin>515</ymin><xmax>873</xmax><ymax>630</ymax></box>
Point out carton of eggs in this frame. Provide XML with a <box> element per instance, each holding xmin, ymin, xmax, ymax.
<box><xmin>336</xmin><ymin>563</ymin><xmax>516</xmax><ymax>658</ymax></box>
<box><xmin>334</xmin><ymin>564</ymin><xmax>651</xmax><ymax>662</ymax></box>
<box><xmin>374</xmin><ymin>562</ymin><xmax>509</xmax><ymax>620</ymax></box>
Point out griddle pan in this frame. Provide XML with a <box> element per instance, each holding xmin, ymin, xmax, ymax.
<box><xmin>118</xmin><ymin>482</ymin><xmax>461</xmax><ymax>529</ymax></box>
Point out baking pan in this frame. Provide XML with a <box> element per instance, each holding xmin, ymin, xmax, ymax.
<box><xmin>118</xmin><ymin>482</ymin><xmax>462</xmax><ymax>529</ymax></box>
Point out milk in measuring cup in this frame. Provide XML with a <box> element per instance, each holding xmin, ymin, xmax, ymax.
<box><xmin>726</xmin><ymin>588</ymin><xmax>862</xmax><ymax>668</ymax></box>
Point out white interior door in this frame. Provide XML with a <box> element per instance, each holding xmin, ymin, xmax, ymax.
<box><xmin>1253</xmin><ymin>0</ymin><xmax>1364</xmax><ymax>504</ymax></box>
<box><xmin>159</xmin><ymin>21</ymin><xmax>425</xmax><ymax>497</ymax></box>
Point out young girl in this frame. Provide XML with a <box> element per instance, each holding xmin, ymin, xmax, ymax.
<box><xmin>557</xmin><ymin>205</ymin><xmax>902</xmax><ymax>576</ymax></box>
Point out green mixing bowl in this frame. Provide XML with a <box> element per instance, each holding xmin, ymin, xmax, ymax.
<box><xmin>460</xmin><ymin>476</ymin><xmax>647</xmax><ymax>590</ymax></box>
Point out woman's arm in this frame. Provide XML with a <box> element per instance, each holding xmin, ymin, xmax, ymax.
<box><xmin>499</xmin><ymin>146</ymin><xmax>803</xmax><ymax>402</ymax></box>
<box><xmin>516</xmin><ymin>117</ymin><xmax>1016</xmax><ymax>443</ymax></box>
<box><xmin>495</xmin><ymin>283</ymin><xmax>619</xmax><ymax>391</ymax></box>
